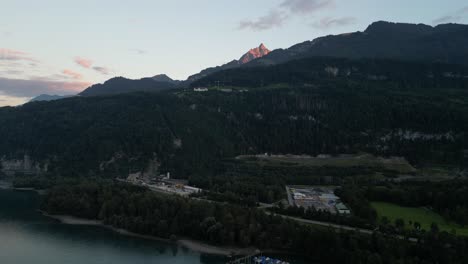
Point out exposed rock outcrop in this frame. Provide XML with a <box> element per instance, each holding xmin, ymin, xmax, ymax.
<box><xmin>0</xmin><ymin>155</ymin><xmax>47</xmax><ymax>176</ymax></box>
<box><xmin>239</xmin><ymin>43</ymin><xmax>271</xmax><ymax>64</ymax></box>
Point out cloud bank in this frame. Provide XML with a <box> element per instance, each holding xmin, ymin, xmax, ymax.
<box><xmin>239</xmin><ymin>10</ymin><xmax>289</xmax><ymax>31</ymax></box>
<box><xmin>0</xmin><ymin>77</ymin><xmax>90</xmax><ymax>98</ymax></box>
<box><xmin>0</xmin><ymin>91</ymin><xmax>31</xmax><ymax>107</ymax></box>
<box><xmin>311</xmin><ymin>17</ymin><xmax>357</xmax><ymax>29</ymax></box>
<box><xmin>0</xmin><ymin>48</ymin><xmax>38</xmax><ymax>62</ymax></box>
<box><xmin>62</xmin><ymin>69</ymin><xmax>83</xmax><ymax>80</ymax></box>
<box><xmin>280</xmin><ymin>0</ymin><xmax>334</xmax><ymax>14</ymax></box>
<box><xmin>433</xmin><ymin>5</ymin><xmax>468</xmax><ymax>24</ymax></box>
<box><xmin>239</xmin><ymin>0</ymin><xmax>353</xmax><ymax>31</ymax></box>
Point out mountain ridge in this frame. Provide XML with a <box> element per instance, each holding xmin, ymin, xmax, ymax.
<box><xmin>151</xmin><ymin>74</ymin><xmax>176</xmax><ymax>83</ymax></box>
<box><xmin>247</xmin><ymin>21</ymin><xmax>468</xmax><ymax>67</ymax></box>
<box><xmin>79</xmin><ymin>76</ymin><xmax>176</xmax><ymax>96</ymax></box>
<box><xmin>187</xmin><ymin>43</ymin><xmax>271</xmax><ymax>82</ymax></box>
<box><xmin>64</xmin><ymin>21</ymin><xmax>468</xmax><ymax>97</ymax></box>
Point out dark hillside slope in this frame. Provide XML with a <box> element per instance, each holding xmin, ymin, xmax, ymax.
<box><xmin>80</xmin><ymin>77</ymin><xmax>176</xmax><ymax>96</ymax></box>
<box><xmin>247</xmin><ymin>21</ymin><xmax>468</xmax><ymax>67</ymax></box>
<box><xmin>192</xmin><ymin>57</ymin><xmax>468</xmax><ymax>89</ymax></box>
<box><xmin>1</xmin><ymin>59</ymin><xmax>467</xmax><ymax>178</ymax></box>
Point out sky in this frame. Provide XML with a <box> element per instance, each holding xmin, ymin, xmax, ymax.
<box><xmin>1</xmin><ymin>0</ymin><xmax>468</xmax><ymax>106</ymax></box>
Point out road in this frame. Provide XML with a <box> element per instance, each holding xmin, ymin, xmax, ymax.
<box><xmin>119</xmin><ymin>179</ymin><xmax>416</xmax><ymax>242</ymax></box>
<box><xmin>266</xmin><ymin>211</ymin><xmax>417</xmax><ymax>242</ymax></box>
<box><xmin>285</xmin><ymin>186</ymin><xmax>294</xmax><ymax>207</ymax></box>
<box><xmin>266</xmin><ymin>211</ymin><xmax>373</xmax><ymax>234</ymax></box>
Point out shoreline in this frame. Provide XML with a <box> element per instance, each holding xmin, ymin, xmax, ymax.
<box><xmin>0</xmin><ymin>181</ymin><xmax>47</xmax><ymax>195</ymax></box>
<box><xmin>14</xmin><ymin>187</ymin><xmax>48</xmax><ymax>195</ymax></box>
<box><xmin>40</xmin><ymin>211</ymin><xmax>256</xmax><ymax>256</ymax></box>
<box><xmin>0</xmin><ymin>180</ymin><xmax>13</xmax><ymax>190</ymax></box>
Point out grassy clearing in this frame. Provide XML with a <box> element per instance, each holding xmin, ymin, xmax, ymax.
<box><xmin>237</xmin><ymin>153</ymin><xmax>416</xmax><ymax>174</ymax></box>
<box><xmin>416</xmin><ymin>166</ymin><xmax>458</xmax><ymax>180</ymax></box>
<box><xmin>371</xmin><ymin>202</ymin><xmax>468</xmax><ymax>236</ymax></box>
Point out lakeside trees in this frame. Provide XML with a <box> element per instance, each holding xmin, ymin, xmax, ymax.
<box><xmin>41</xmin><ymin>181</ymin><xmax>468</xmax><ymax>263</ymax></box>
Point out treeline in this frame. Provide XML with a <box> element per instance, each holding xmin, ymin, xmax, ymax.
<box><xmin>41</xmin><ymin>181</ymin><xmax>468</xmax><ymax>263</ymax></box>
<box><xmin>189</xmin><ymin>160</ymin><xmax>378</xmax><ymax>206</ymax></box>
<box><xmin>366</xmin><ymin>181</ymin><xmax>468</xmax><ymax>226</ymax></box>
<box><xmin>13</xmin><ymin>175</ymin><xmax>55</xmax><ymax>189</ymax></box>
<box><xmin>270</xmin><ymin>205</ymin><xmax>374</xmax><ymax>230</ymax></box>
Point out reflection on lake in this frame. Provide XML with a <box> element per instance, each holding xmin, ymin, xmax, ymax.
<box><xmin>0</xmin><ymin>188</ymin><xmax>225</xmax><ymax>264</ymax></box>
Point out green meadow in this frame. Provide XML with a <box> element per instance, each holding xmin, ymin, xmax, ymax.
<box><xmin>371</xmin><ymin>202</ymin><xmax>468</xmax><ymax>236</ymax></box>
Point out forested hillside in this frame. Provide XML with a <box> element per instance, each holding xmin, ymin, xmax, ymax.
<box><xmin>1</xmin><ymin>58</ymin><xmax>467</xmax><ymax>179</ymax></box>
<box><xmin>192</xmin><ymin>57</ymin><xmax>468</xmax><ymax>88</ymax></box>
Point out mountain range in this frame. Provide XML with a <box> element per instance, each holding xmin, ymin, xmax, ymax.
<box><xmin>247</xmin><ymin>21</ymin><xmax>468</xmax><ymax>67</ymax></box>
<box><xmin>2</xmin><ymin>56</ymin><xmax>467</xmax><ymax>178</ymax></box>
<box><xmin>34</xmin><ymin>21</ymin><xmax>468</xmax><ymax>98</ymax></box>
<box><xmin>2</xmin><ymin>19</ymin><xmax>468</xmax><ymax>179</ymax></box>
<box><xmin>76</xmin><ymin>44</ymin><xmax>271</xmax><ymax>96</ymax></box>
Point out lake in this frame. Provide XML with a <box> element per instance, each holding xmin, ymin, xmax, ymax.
<box><xmin>0</xmin><ymin>188</ymin><xmax>226</xmax><ymax>264</ymax></box>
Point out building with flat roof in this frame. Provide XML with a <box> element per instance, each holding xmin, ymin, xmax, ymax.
<box><xmin>194</xmin><ymin>87</ymin><xmax>208</xmax><ymax>92</ymax></box>
<box><xmin>336</xmin><ymin>203</ymin><xmax>351</xmax><ymax>214</ymax></box>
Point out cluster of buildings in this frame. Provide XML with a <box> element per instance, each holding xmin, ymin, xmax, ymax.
<box><xmin>193</xmin><ymin>87</ymin><xmax>208</xmax><ymax>92</ymax></box>
<box><xmin>126</xmin><ymin>172</ymin><xmax>201</xmax><ymax>197</ymax></box>
<box><xmin>192</xmin><ymin>87</ymin><xmax>249</xmax><ymax>93</ymax></box>
<box><xmin>253</xmin><ymin>256</ymin><xmax>289</xmax><ymax>264</ymax></box>
<box><xmin>228</xmin><ymin>253</ymin><xmax>290</xmax><ymax>264</ymax></box>
<box><xmin>287</xmin><ymin>186</ymin><xmax>350</xmax><ymax>215</ymax></box>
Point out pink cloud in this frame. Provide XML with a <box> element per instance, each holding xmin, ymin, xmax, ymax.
<box><xmin>46</xmin><ymin>80</ymin><xmax>91</xmax><ymax>93</ymax></box>
<box><xmin>62</xmin><ymin>69</ymin><xmax>83</xmax><ymax>80</ymax></box>
<box><xmin>0</xmin><ymin>48</ymin><xmax>37</xmax><ymax>62</ymax></box>
<box><xmin>74</xmin><ymin>57</ymin><xmax>93</xmax><ymax>68</ymax></box>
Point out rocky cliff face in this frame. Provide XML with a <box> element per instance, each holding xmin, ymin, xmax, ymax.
<box><xmin>239</xmin><ymin>43</ymin><xmax>271</xmax><ymax>64</ymax></box>
<box><xmin>187</xmin><ymin>43</ymin><xmax>271</xmax><ymax>82</ymax></box>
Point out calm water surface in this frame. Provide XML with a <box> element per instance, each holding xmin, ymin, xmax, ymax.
<box><xmin>0</xmin><ymin>188</ymin><xmax>226</xmax><ymax>264</ymax></box>
<box><xmin>0</xmin><ymin>187</ymin><xmax>308</xmax><ymax>264</ymax></box>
